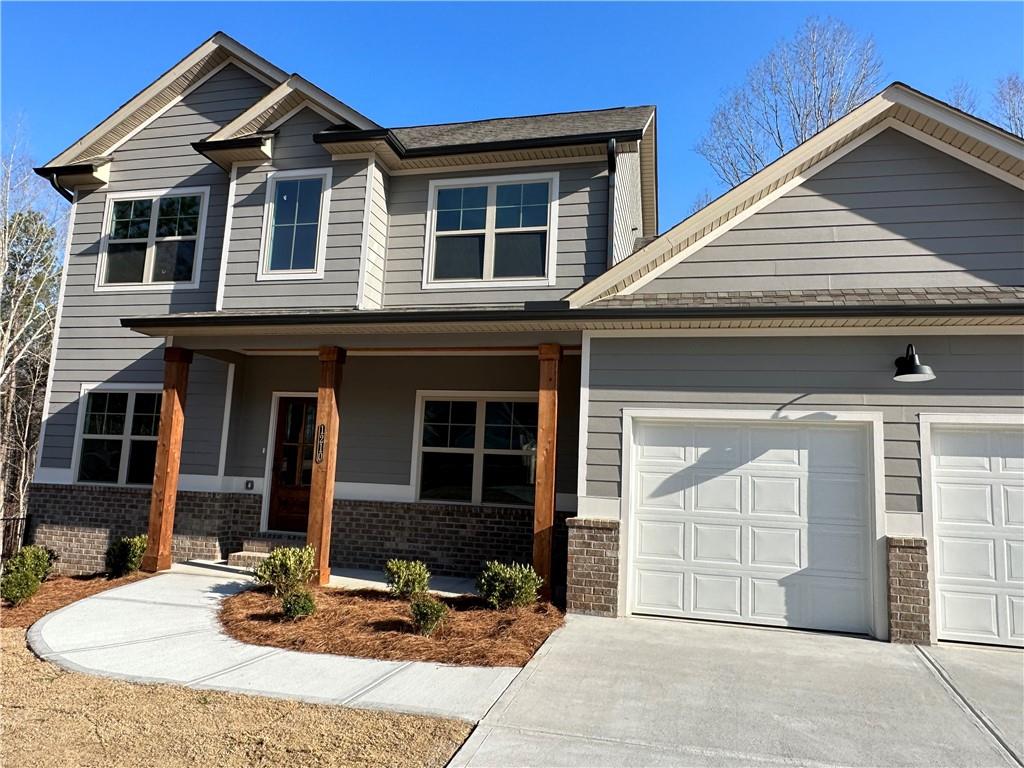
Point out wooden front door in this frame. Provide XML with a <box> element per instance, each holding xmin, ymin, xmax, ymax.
<box><xmin>267</xmin><ymin>397</ymin><xmax>318</xmax><ymax>532</ymax></box>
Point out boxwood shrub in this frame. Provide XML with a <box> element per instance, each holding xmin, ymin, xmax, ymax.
<box><xmin>410</xmin><ymin>593</ymin><xmax>447</xmax><ymax>636</ymax></box>
<box><xmin>476</xmin><ymin>561</ymin><xmax>543</xmax><ymax>609</ymax></box>
<box><xmin>384</xmin><ymin>559</ymin><xmax>430</xmax><ymax>600</ymax></box>
<box><xmin>106</xmin><ymin>534</ymin><xmax>148</xmax><ymax>578</ymax></box>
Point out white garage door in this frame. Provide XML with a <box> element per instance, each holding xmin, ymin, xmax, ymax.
<box><xmin>628</xmin><ymin>418</ymin><xmax>873</xmax><ymax>634</ymax></box>
<box><xmin>932</xmin><ymin>425</ymin><xmax>1024</xmax><ymax>647</ymax></box>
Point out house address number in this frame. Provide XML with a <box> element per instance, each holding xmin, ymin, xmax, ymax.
<box><xmin>314</xmin><ymin>424</ymin><xmax>326</xmax><ymax>464</ymax></box>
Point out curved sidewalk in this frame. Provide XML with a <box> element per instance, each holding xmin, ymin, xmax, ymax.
<box><xmin>27</xmin><ymin>564</ymin><xmax>519</xmax><ymax>722</ymax></box>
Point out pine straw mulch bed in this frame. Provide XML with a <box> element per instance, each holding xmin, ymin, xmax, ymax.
<box><xmin>220</xmin><ymin>586</ymin><xmax>564</xmax><ymax>667</ymax></box>
<box><xmin>1</xmin><ymin>572</ymin><xmax>150</xmax><ymax>629</ymax></box>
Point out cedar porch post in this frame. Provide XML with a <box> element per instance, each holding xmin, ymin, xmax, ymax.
<box><xmin>307</xmin><ymin>346</ymin><xmax>345</xmax><ymax>585</ymax></box>
<box><xmin>533</xmin><ymin>343</ymin><xmax>561</xmax><ymax>600</ymax></box>
<box><xmin>141</xmin><ymin>347</ymin><xmax>193</xmax><ymax>573</ymax></box>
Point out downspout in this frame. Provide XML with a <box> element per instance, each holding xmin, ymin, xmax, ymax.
<box><xmin>606</xmin><ymin>138</ymin><xmax>616</xmax><ymax>269</ymax></box>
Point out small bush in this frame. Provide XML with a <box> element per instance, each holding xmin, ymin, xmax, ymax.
<box><xmin>476</xmin><ymin>561</ymin><xmax>543</xmax><ymax>610</ymax></box>
<box><xmin>410</xmin><ymin>593</ymin><xmax>447</xmax><ymax>636</ymax></box>
<box><xmin>384</xmin><ymin>559</ymin><xmax>430</xmax><ymax>600</ymax></box>
<box><xmin>282</xmin><ymin>589</ymin><xmax>316</xmax><ymax>619</ymax></box>
<box><xmin>253</xmin><ymin>546</ymin><xmax>315</xmax><ymax>597</ymax></box>
<box><xmin>5</xmin><ymin>545</ymin><xmax>57</xmax><ymax>582</ymax></box>
<box><xmin>1</xmin><ymin>569</ymin><xmax>40</xmax><ymax>606</ymax></box>
<box><xmin>105</xmin><ymin>534</ymin><xmax>148</xmax><ymax>578</ymax></box>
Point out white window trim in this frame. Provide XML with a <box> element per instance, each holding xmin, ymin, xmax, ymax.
<box><xmin>71</xmin><ymin>382</ymin><xmax>164</xmax><ymax>487</ymax></box>
<box><xmin>256</xmin><ymin>167</ymin><xmax>333</xmax><ymax>282</ymax></box>
<box><xmin>422</xmin><ymin>171</ymin><xmax>559</xmax><ymax>290</ymax></box>
<box><xmin>410</xmin><ymin>390</ymin><xmax>540</xmax><ymax>507</ymax></box>
<box><xmin>95</xmin><ymin>187</ymin><xmax>210</xmax><ymax>292</ymax></box>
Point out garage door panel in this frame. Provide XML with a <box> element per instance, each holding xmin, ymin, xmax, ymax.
<box><xmin>636</xmin><ymin>423</ymin><xmax>688</xmax><ymax>461</ymax></box>
<box><xmin>694</xmin><ymin>473</ymin><xmax>741</xmax><ymax>514</ymax></box>
<box><xmin>629</xmin><ymin>418</ymin><xmax>872</xmax><ymax>635</ymax></box>
<box><xmin>933</xmin><ymin>424</ymin><xmax>1024</xmax><ymax>647</ymax></box>
<box><xmin>691</xmin><ymin>573</ymin><xmax>742</xmax><ymax>617</ymax></box>
<box><xmin>692</xmin><ymin>523</ymin><xmax>741</xmax><ymax>564</ymax></box>
<box><xmin>750</xmin><ymin>476</ymin><xmax>800</xmax><ymax>516</ymax></box>
<box><xmin>936</xmin><ymin>482</ymin><xmax>994</xmax><ymax>524</ymax></box>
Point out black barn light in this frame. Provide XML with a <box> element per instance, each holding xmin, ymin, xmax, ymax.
<box><xmin>893</xmin><ymin>344</ymin><xmax>936</xmax><ymax>383</ymax></box>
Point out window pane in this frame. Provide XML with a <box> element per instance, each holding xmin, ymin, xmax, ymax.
<box><xmin>78</xmin><ymin>438</ymin><xmax>122</xmax><ymax>483</ymax></box>
<box><xmin>436</xmin><ymin>209</ymin><xmax>461</xmax><ymax>232</ymax></box>
<box><xmin>436</xmin><ymin>187</ymin><xmax>463</xmax><ymax>210</ymax></box>
<box><xmin>521</xmin><ymin>204</ymin><xmax>547</xmax><ymax>227</ymax></box>
<box><xmin>435</xmin><ymin>186</ymin><xmax>486</xmax><ymax>232</ymax></box>
<box><xmin>460</xmin><ymin>207</ymin><xmax>486</xmax><ymax>230</ymax></box>
<box><xmin>290</xmin><ymin>224</ymin><xmax>318</xmax><ymax>270</ymax></box>
<box><xmin>462</xmin><ymin>186</ymin><xmax>487</xmax><ymax>209</ymax></box>
<box><xmin>152</xmin><ymin>241</ymin><xmax>196</xmax><ymax>282</ymax></box>
<box><xmin>494</xmin><ymin>232</ymin><xmax>546</xmax><ymax>278</ymax></box>
<box><xmin>496</xmin><ymin>184</ymin><xmax>522</xmax><ymax>207</ymax></box>
<box><xmin>125</xmin><ymin>440</ymin><xmax>157</xmax><ymax>485</ymax></box>
<box><xmin>420</xmin><ymin>452</ymin><xmax>473</xmax><ymax>502</ymax></box>
<box><xmin>295</xmin><ymin>179</ymin><xmax>323</xmax><ymax>224</ymax></box>
<box><xmin>450</xmin><ymin>424</ymin><xmax>475</xmax><ymax>448</ymax></box>
<box><xmin>274</xmin><ymin>180</ymin><xmax>299</xmax><ymax>224</ymax></box>
<box><xmin>423</xmin><ymin>400</ymin><xmax>477</xmax><ymax>448</ymax></box>
<box><xmin>422</xmin><ymin>424</ymin><xmax>448</xmax><ymax>447</ymax></box>
<box><xmin>450</xmin><ymin>401</ymin><xmax>476</xmax><ymax>424</ymax></box>
<box><xmin>111</xmin><ymin>198</ymin><xmax>151</xmax><ymax>240</ymax></box>
<box><xmin>105</xmin><ymin>243</ymin><xmax>147</xmax><ymax>283</ymax></box>
<box><xmin>424</xmin><ymin>400</ymin><xmax>450</xmax><ymax>423</ymax></box>
<box><xmin>85</xmin><ymin>392</ymin><xmax>128</xmax><ymax>435</ymax></box>
<box><xmin>482</xmin><ymin>454</ymin><xmax>535</xmax><ymax>505</ymax></box>
<box><xmin>495</xmin><ymin>206</ymin><xmax>520</xmax><ymax>229</ymax></box>
<box><xmin>269</xmin><ymin>225</ymin><xmax>295</xmax><ymax>271</ymax></box>
<box><xmin>131</xmin><ymin>393</ymin><xmax>162</xmax><ymax>436</ymax></box>
<box><xmin>496</xmin><ymin>182</ymin><xmax>548</xmax><ymax>230</ymax></box>
<box><xmin>434</xmin><ymin>235</ymin><xmax>484</xmax><ymax>279</ymax></box>
<box><xmin>522</xmin><ymin>182</ymin><xmax>548</xmax><ymax>205</ymax></box>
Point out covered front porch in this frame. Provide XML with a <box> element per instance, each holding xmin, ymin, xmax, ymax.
<box><xmin>134</xmin><ymin>327</ymin><xmax>581</xmax><ymax>597</ymax></box>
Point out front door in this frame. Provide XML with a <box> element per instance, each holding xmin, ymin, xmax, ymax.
<box><xmin>267</xmin><ymin>397</ymin><xmax>318</xmax><ymax>532</ymax></box>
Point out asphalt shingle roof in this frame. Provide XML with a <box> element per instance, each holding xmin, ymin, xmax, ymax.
<box><xmin>389</xmin><ymin>106</ymin><xmax>655</xmax><ymax>150</ymax></box>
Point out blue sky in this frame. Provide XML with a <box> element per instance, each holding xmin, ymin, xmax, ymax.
<box><xmin>2</xmin><ymin>2</ymin><xmax>1021</xmax><ymax>228</ymax></box>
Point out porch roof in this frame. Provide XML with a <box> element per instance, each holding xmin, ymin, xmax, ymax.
<box><xmin>122</xmin><ymin>291</ymin><xmax>1024</xmax><ymax>338</ymax></box>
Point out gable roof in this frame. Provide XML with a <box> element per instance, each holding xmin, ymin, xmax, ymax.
<box><xmin>566</xmin><ymin>83</ymin><xmax>1024</xmax><ymax>307</ymax></box>
<box><xmin>38</xmin><ymin>32</ymin><xmax>288</xmax><ymax>171</ymax></box>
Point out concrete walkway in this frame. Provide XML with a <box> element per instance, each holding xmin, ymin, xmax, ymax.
<box><xmin>27</xmin><ymin>564</ymin><xmax>517</xmax><ymax>722</ymax></box>
<box><xmin>452</xmin><ymin>615</ymin><xmax>1023</xmax><ymax>767</ymax></box>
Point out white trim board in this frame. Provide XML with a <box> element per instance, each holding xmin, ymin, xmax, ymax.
<box><xmin>355</xmin><ymin>155</ymin><xmax>375</xmax><ymax>309</ymax></box>
<box><xmin>617</xmin><ymin>407</ymin><xmax>889</xmax><ymax>640</ymax></box>
<box><xmin>918</xmin><ymin>411</ymin><xmax>1024</xmax><ymax>644</ymax></box>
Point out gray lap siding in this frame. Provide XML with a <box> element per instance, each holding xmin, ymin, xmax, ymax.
<box><xmin>585</xmin><ymin>334</ymin><xmax>1024</xmax><ymax>526</ymax></box>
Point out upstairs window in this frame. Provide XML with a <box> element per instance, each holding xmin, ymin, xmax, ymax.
<box><xmin>76</xmin><ymin>389</ymin><xmax>162</xmax><ymax>485</ymax></box>
<box><xmin>259</xmin><ymin>168</ymin><xmax>332</xmax><ymax>280</ymax></box>
<box><xmin>425</xmin><ymin>173</ymin><xmax>558</xmax><ymax>289</ymax></box>
<box><xmin>99</xmin><ymin>189</ymin><xmax>208</xmax><ymax>289</ymax></box>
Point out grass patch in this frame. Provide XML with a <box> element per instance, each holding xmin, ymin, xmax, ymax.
<box><xmin>220</xmin><ymin>586</ymin><xmax>563</xmax><ymax>667</ymax></box>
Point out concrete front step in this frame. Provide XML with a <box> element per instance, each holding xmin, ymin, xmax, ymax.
<box><xmin>240</xmin><ymin>535</ymin><xmax>306</xmax><ymax>554</ymax></box>
<box><xmin>226</xmin><ymin>551</ymin><xmax>270</xmax><ymax>569</ymax></box>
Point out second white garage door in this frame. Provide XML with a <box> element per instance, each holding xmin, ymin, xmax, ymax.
<box><xmin>628</xmin><ymin>417</ymin><xmax>874</xmax><ymax>634</ymax></box>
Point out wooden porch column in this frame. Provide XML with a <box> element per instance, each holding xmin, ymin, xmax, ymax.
<box><xmin>533</xmin><ymin>343</ymin><xmax>561</xmax><ymax>600</ymax></box>
<box><xmin>307</xmin><ymin>346</ymin><xmax>345</xmax><ymax>585</ymax></box>
<box><xmin>141</xmin><ymin>347</ymin><xmax>193</xmax><ymax>573</ymax></box>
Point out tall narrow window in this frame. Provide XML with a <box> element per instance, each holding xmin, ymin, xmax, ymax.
<box><xmin>261</xmin><ymin>169</ymin><xmax>331</xmax><ymax>278</ymax></box>
<box><xmin>77</xmin><ymin>390</ymin><xmax>162</xmax><ymax>485</ymax></box>
<box><xmin>101</xmin><ymin>189</ymin><xmax>206</xmax><ymax>287</ymax></box>
<box><xmin>425</xmin><ymin>173</ymin><xmax>557</xmax><ymax>288</ymax></box>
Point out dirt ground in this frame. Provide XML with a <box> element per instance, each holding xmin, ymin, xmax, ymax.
<box><xmin>220</xmin><ymin>586</ymin><xmax>564</xmax><ymax>667</ymax></box>
<box><xmin>0</xmin><ymin>627</ymin><xmax>471</xmax><ymax>768</ymax></box>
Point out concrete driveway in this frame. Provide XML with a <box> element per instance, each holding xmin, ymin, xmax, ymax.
<box><xmin>452</xmin><ymin>615</ymin><xmax>1023</xmax><ymax>767</ymax></box>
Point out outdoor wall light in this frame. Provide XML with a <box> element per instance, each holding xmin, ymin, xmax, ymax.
<box><xmin>893</xmin><ymin>344</ymin><xmax>936</xmax><ymax>383</ymax></box>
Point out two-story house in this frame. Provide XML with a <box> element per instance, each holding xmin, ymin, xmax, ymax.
<box><xmin>31</xmin><ymin>33</ymin><xmax>1024</xmax><ymax>647</ymax></box>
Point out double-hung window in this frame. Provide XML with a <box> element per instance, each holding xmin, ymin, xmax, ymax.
<box><xmin>259</xmin><ymin>168</ymin><xmax>332</xmax><ymax>279</ymax></box>
<box><xmin>416</xmin><ymin>395</ymin><xmax>538</xmax><ymax>506</ymax></box>
<box><xmin>76</xmin><ymin>389</ymin><xmax>162</xmax><ymax>485</ymax></box>
<box><xmin>99</xmin><ymin>188</ymin><xmax>208</xmax><ymax>288</ymax></box>
<box><xmin>425</xmin><ymin>172</ymin><xmax>558</xmax><ymax>288</ymax></box>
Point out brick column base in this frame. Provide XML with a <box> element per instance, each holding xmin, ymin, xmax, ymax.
<box><xmin>566</xmin><ymin>518</ymin><xmax>619</xmax><ymax>617</ymax></box>
<box><xmin>887</xmin><ymin>536</ymin><xmax>931</xmax><ymax>644</ymax></box>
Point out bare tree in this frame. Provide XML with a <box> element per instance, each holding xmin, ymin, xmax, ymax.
<box><xmin>993</xmin><ymin>73</ymin><xmax>1024</xmax><ymax>137</ymax></box>
<box><xmin>697</xmin><ymin>17</ymin><xmax>883</xmax><ymax>187</ymax></box>
<box><xmin>0</xmin><ymin>128</ymin><xmax>66</xmax><ymax>520</ymax></box>
<box><xmin>947</xmin><ymin>80</ymin><xmax>978</xmax><ymax>114</ymax></box>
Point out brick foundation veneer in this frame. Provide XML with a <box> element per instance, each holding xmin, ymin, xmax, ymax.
<box><xmin>26</xmin><ymin>483</ymin><xmax>570</xmax><ymax>589</ymax></box>
<box><xmin>565</xmin><ymin>517</ymin><xmax>619</xmax><ymax>617</ymax></box>
<box><xmin>887</xmin><ymin>536</ymin><xmax>931</xmax><ymax>644</ymax></box>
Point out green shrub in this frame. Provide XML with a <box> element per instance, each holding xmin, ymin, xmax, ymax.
<box><xmin>1</xmin><ymin>569</ymin><xmax>40</xmax><ymax>606</ymax></box>
<box><xmin>253</xmin><ymin>546</ymin><xmax>316</xmax><ymax>597</ymax></box>
<box><xmin>282</xmin><ymin>589</ymin><xmax>316</xmax><ymax>619</ymax></box>
<box><xmin>384</xmin><ymin>559</ymin><xmax>430</xmax><ymax>600</ymax></box>
<box><xmin>476</xmin><ymin>561</ymin><xmax>543</xmax><ymax>609</ymax></box>
<box><xmin>105</xmin><ymin>535</ymin><xmax>148</xmax><ymax>578</ymax></box>
<box><xmin>6</xmin><ymin>545</ymin><xmax>57</xmax><ymax>582</ymax></box>
<box><xmin>410</xmin><ymin>593</ymin><xmax>447</xmax><ymax>636</ymax></box>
